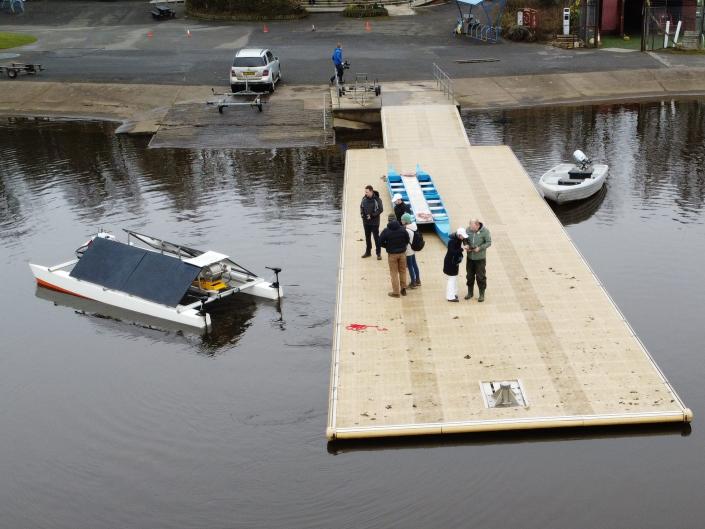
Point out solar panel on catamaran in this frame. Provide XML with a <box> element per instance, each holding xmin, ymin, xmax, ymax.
<box><xmin>69</xmin><ymin>237</ymin><xmax>200</xmax><ymax>307</ymax></box>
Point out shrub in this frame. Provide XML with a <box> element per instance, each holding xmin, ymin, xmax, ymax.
<box><xmin>186</xmin><ymin>0</ymin><xmax>306</xmax><ymax>20</ymax></box>
<box><xmin>342</xmin><ymin>3</ymin><xmax>388</xmax><ymax>17</ymax></box>
<box><xmin>505</xmin><ymin>25</ymin><xmax>535</xmax><ymax>42</ymax></box>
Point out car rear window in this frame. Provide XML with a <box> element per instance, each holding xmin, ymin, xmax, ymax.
<box><xmin>233</xmin><ymin>57</ymin><xmax>266</xmax><ymax>67</ymax></box>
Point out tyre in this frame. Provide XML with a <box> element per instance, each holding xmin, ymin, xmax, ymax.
<box><xmin>7</xmin><ymin>68</ymin><xmax>17</xmax><ymax>79</ymax></box>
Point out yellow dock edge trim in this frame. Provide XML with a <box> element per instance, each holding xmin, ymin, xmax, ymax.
<box><xmin>326</xmin><ymin>150</ymin><xmax>354</xmax><ymax>439</ymax></box>
<box><xmin>327</xmin><ymin>410</ymin><xmax>693</xmax><ymax>440</ymax></box>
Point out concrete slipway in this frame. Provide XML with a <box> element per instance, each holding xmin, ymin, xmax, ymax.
<box><xmin>326</xmin><ymin>102</ymin><xmax>692</xmax><ymax>440</ymax></box>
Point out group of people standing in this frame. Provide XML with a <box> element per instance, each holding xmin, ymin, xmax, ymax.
<box><xmin>443</xmin><ymin>221</ymin><xmax>491</xmax><ymax>303</ymax></box>
<box><xmin>360</xmin><ymin>186</ymin><xmax>421</xmax><ymax>297</ymax></box>
<box><xmin>360</xmin><ymin>185</ymin><xmax>491</xmax><ymax>302</ymax></box>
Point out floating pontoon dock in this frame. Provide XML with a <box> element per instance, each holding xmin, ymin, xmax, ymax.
<box><xmin>326</xmin><ymin>102</ymin><xmax>692</xmax><ymax>440</ymax></box>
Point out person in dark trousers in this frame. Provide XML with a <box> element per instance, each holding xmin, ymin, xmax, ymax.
<box><xmin>379</xmin><ymin>213</ymin><xmax>409</xmax><ymax>298</ymax></box>
<box><xmin>444</xmin><ymin>227</ymin><xmax>467</xmax><ymax>302</ymax></box>
<box><xmin>392</xmin><ymin>193</ymin><xmax>412</xmax><ymax>222</ymax></box>
<box><xmin>360</xmin><ymin>184</ymin><xmax>383</xmax><ymax>259</ymax></box>
<box><xmin>330</xmin><ymin>43</ymin><xmax>344</xmax><ymax>86</ymax></box>
<box><xmin>401</xmin><ymin>213</ymin><xmax>421</xmax><ymax>288</ymax></box>
<box><xmin>464</xmin><ymin>218</ymin><xmax>492</xmax><ymax>302</ymax></box>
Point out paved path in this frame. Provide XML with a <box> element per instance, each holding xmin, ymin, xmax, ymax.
<box><xmin>2</xmin><ymin>1</ymin><xmax>704</xmax><ymax>88</ymax></box>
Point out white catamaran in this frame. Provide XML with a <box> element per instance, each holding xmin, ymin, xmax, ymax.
<box><xmin>29</xmin><ymin>229</ymin><xmax>282</xmax><ymax>331</ymax></box>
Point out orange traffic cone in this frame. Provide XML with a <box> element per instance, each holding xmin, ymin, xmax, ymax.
<box><xmin>365</xmin><ymin>20</ymin><xmax>371</xmax><ymax>32</ymax></box>
<box><xmin>147</xmin><ymin>31</ymin><xmax>153</xmax><ymax>39</ymax></box>
<box><xmin>263</xmin><ymin>24</ymin><xmax>269</xmax><ymax>33</ymax></box>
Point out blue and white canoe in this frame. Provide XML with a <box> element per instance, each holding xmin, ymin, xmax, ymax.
<box><xmin>387</xmin><ymin>165</ymin><xmax>451</xmax><ymax>244</ymax></box>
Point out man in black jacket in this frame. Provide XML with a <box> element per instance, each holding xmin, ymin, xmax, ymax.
<box><xmin>379</xmin><ymin>213</ymin><xmax>409</xmax><ymax>297</ymax></box>
<box><xmin>392</xmin><ymin>193</ymin><xmax>412</xmax><ymax>222</ymax></box>
<box><xmin>360</xmin><ymin>185</ymin><xmax>383</xmax><ymax>259</ymax></box>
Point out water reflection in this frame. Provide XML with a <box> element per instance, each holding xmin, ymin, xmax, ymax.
<box><xmin>464</xmin><ymin>99</ymin><xmax>705</xmax><ymax>226</ymax></box>
<box><xmin>547</xmin><ymin>184</ymin><xmax>608</xmax><ymax>226</ymax></box>
<box><xmin>34</xmin><ymin>286</ymin><xmax>259</xmax><ymax>351</ymax></box>
<box><xmin>0</xmin><ymin>118</ymin><xmax>344</xmax><ymax>244</ymax></box>
<box><xmin>1</xmin><ymin>117</ymin><xmax>343</xmax><ymax>352</ymax></box>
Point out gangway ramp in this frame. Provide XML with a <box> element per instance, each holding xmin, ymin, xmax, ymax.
<box><xmin>327</xmin><ymin>102</ymin><xmax>691</xmax><ymax>441</ymax></box>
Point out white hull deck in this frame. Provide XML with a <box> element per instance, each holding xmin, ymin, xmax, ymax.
<box><xmin>30</xmin><ymin>232</ymin><xmax>282</xmax><ymax>331</ymax></box>
<box><xmin>539</xmin><ymin>163</ymin><xmax>608</xmax><ymax>204</ymax></box>
<box><xmin>30</xmin><ymin>263</ymin><xmax>210</xmax><ymax>330</ymax></box>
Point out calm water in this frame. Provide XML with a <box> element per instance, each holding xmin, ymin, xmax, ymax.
<box><xmin>1</xmin><ymin>101</ymin><xmax>704</xmax><ymax>529</ymax></box>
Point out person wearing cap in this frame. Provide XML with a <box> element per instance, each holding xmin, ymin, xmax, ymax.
<box><xmin>379</xmin><ymin>213</ymin><xmax>409</xmax><ymax>298</ymax></box>
<box><xmin>464</xmin><ymin>218</ymin><xmax>492</xmax><ymax>302</ymax></box>
<box><xmin>360</xmin><ymin>184</ymin><xmax>383</xmax><ymax>260</ymax></box>
<box><xmin>401</xmin><ymin>213</ymin><xmax>421</xmax><ymax>288</ymax></box>
<box><xmin>392</xmin><ymin>193</ymin><xmax>412</xmax><ymax>223</ymax></box>
<box><xmin>443</xmin><ymin>227</ymin><xmax>467</xmax><ymax>302</ymax></box>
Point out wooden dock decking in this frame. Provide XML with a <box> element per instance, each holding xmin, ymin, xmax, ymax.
<box><xmin>326</xmin><ymin>102</ymin><xmax>691</xmax><ymax>440</ymax></box>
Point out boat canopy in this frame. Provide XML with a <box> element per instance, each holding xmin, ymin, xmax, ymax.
<box><xmin>184</xmin><ymin>251</ymin><xmax>229</xmax><ymax>268</ymax></box>
<box><xmin>70</xmin><ymin>237</ymin><xmax>200</xmax><ymax>306</ymax></box>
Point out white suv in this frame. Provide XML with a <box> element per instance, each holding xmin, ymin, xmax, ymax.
<box><xmin>230</xmin><ymin>48</ymin><xmax>281</xmax><ymax>93</ymax></box>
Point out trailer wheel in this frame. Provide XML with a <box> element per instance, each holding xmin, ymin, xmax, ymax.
<box><xmin>7</xmin><ymin>68</ymin><xmax>18</xmax><ymax>79</ymax></box>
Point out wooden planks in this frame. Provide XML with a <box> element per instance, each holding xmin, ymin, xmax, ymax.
<box><xmin>326</xmin><ymin>103</ymin><xmax>691</xmax><ymax>440</ymax></box>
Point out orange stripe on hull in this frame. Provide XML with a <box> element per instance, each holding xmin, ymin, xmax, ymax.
<box><xmin>36</xmin><ymin>278</ymin><xmax>91</xmax><ymax>300</ymax></box>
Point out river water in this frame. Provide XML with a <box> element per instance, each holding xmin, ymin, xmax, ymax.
<box><xmin>1</xmin><ymin>100</ymin><xmax>703</xmax><ymax>528</ymax></box>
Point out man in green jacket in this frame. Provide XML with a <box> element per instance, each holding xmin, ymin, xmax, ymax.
<box><xmin>464</xmin><ymin>218</ymin><xmax>492</xmax><ymax>302</ymax></box>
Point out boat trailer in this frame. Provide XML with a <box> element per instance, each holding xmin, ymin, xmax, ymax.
<box><xmin>207</xmin><ymin>84</ymin><xmax>264</xmax><ymax>114</ymax></box>
<box><xmin>1</xmin><ymin>63</ymin><xmax>44</xmax><ymax>79</ymax></box>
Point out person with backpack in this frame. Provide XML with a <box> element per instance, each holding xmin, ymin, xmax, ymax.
<box><xmin>443</xmin><ymin>227</ymin><xmax>467</xmax><ymax>302</ymax></box>
<box><xmin>401</xmin><ymin>213</ymin><xmax>422</xmax><ymax>288</ymax></box>
<box><xmin>360</xmin><ymin>184</ymin><xmax>383</xmax><ymax>260</ymax></box>
<box><xmin>379</xmin><ymin>214</ymin><xmax>409</xmax><ymax>298</ymax></box>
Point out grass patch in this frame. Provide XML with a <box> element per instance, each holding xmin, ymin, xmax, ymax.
<box><xmin>0</xmin><ymin>32</ymin><xmax>37</xmax><ymax>50</ymax></box>
<box><xmin>600</xmin><ymin>34</ymin><xmax>641</xmax><ymax>50</ymax></box>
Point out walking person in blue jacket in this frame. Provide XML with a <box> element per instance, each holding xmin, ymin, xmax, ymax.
<box><xmin>330</xmin><ymin>43</ymin><xmax>344</xmax><ymax>86</ymax></box>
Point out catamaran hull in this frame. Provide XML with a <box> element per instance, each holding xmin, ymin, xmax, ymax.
<box><xmin>539</xmin><ymin>164</ymin><xmax>609</xmax><ymax>204</ymax></box>
<box><xmin>29</xmin><ymin>263</ymin><xmax>211</xmax><ymax>330</ymax></box>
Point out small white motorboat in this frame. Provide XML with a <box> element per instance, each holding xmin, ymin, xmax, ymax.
<box><xmin>538</xmin><ymin>150</ymin><xmax>608</xmax><ymax>204</ymax></box>
<box><xmin>29</xmin><ymin>229</ymin><xmax>282</xmax><ymax>331</ymax></box>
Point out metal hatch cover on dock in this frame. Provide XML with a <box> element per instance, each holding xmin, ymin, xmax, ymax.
<box><xmin>327</xmin><ymin>103</ymin><xmax>691</xmax><ymax>441</ymax></box>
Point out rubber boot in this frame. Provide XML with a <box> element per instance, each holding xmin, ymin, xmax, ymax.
<box><xmin>478</xmin><ymin>290</ymin><xmax>485</xmax><ymax>302</ymax></box>
<box><xmin>464</xmin><ymin>288</ymin><xmax>473</xmax><ymax>300</ymax></box>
